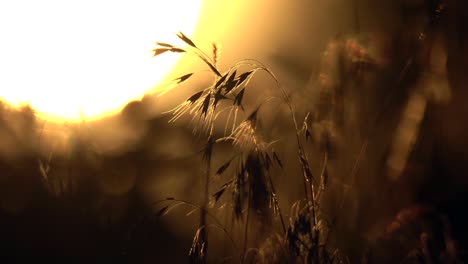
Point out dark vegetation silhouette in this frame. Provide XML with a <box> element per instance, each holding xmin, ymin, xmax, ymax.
<box><xmin>151</xmin><ymin>31</ymin><xmax>347</xmax><ymax>263</ymax></box>
<box><xmin>1</xmin><ymin>0</ymin><xmax>468</xmax><ymax>263</ymax></box>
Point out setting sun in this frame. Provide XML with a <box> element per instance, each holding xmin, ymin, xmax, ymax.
<box><xmin>0</xmin><ymin>1</ymin><xmax>201</xmax><ymax>121</ymax></box>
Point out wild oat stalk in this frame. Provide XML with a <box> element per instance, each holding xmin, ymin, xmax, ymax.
<box><xmin>153</xmin><ymin>32</ymin><xmax>339</xmax><ymax>263</ymax></box>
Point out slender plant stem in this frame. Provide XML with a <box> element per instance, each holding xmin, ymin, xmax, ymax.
<box><xmin>267</xmin><ymin>174</ymin><xmax>287</xmax><ymax>234</ymax></box>
<box><xmin>242</xmin><ymin>185</ymin><xmax>251</xmax><ymax>263</ymax></box>
<box><xmin>200</xmin><ymin>137</ymin><xmax>212</xmax><ymax>262</ymax></box>
<box><xmin>257</xmin><ymin>62</ymin><xmax>324</xmax><ymax>263</ymax></box>
<box><xmin>153</xmin><ymin>198</ymin><xmax>242</xmax><ymax>262</ymax></box>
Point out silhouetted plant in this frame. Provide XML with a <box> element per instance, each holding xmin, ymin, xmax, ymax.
<box><xmin>152</xmin><ymin>32</ymin><xmax>343</xmax><ymax>263</ymax></box>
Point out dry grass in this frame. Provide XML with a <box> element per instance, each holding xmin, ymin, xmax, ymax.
<box><xmin>152</xmin><ymin>32</ymin><xmax>343</xmax><ymax>264</ymax></box>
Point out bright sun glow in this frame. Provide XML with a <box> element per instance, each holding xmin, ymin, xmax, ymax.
<box><xmin>0</xmin><ymin>1</ymin><xmax>201</xmax><ymax>121</ymax></box>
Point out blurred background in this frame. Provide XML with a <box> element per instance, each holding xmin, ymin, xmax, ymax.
<box><xmin>1</xmin><ymin>0</ymin><xmax>468</xmax><ymax>262</ymax></box>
